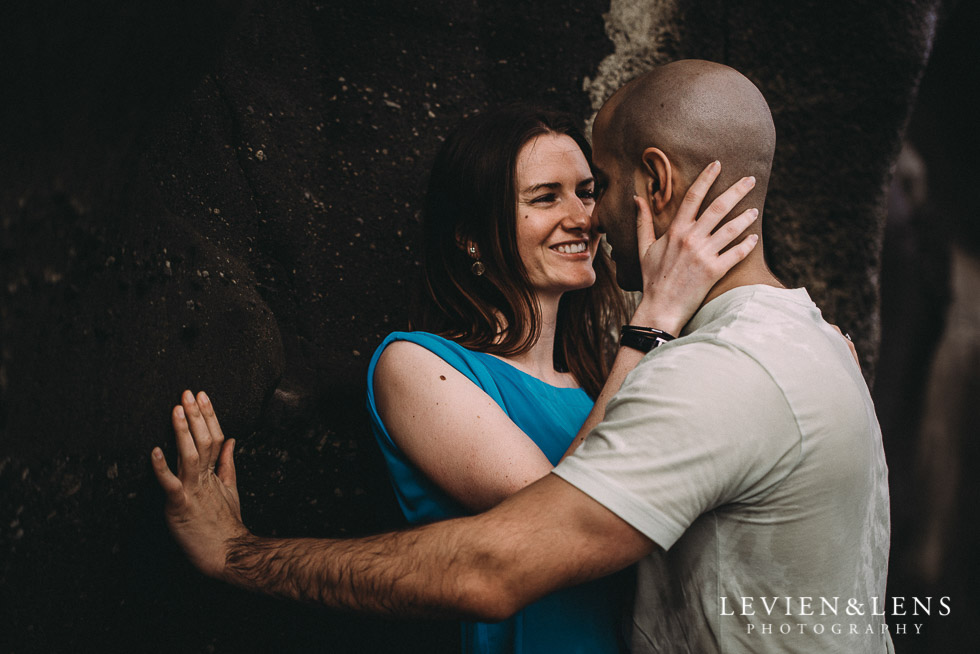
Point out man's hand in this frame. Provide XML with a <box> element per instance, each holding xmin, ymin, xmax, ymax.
<box><xmin>151</xmin><ymin>390</ymin><xmax>249</xmax><ymax>579</ymax></box>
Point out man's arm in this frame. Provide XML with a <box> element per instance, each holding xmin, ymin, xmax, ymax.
<box><xmin>223</xmin><ymin>474</ymin><xmax>652</xmax><ymax>619</ymax></box>
<box><xmin>152</xmin><ymin>391</ymin><xmax>652</xmax><ymax>619</ymax></box>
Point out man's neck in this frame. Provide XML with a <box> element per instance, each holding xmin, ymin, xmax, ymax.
<box><xmin>701</xmin><ymin>254</ymin><xmax>785</xmax><ymax>308</ymax></box>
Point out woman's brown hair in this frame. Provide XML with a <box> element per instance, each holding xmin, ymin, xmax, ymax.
<box><xmin>413</xmin><ymin>105</ymin><xmax>631</xmax><ymax>398</ymax></box>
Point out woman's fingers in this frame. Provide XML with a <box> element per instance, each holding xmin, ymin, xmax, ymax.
<box><xmin>710</xmin><ymin>208</ymin><xmax>761</xmax><ymax>273</ymax></box>
<box><xmin>692</xmin><ymin>175</ymin><xmax>756</xmax><ymax>236</ymax></box>
<box><xmin>676</xmin><ymin>160</ymin><xmax>722</xmax><ymax>225</ymax></box>
<box><xmin>707</xmin><ymin>207</ymin><xmax>759</xmax><ymax>253</ymax></box>
<box><xmin>634</xmin><ymin>194</ymin><xmax>656</xmax><ymax>255</ymax></box>
<box><xmin>830</xmin><ymin>324</ymin><xmax>861</xmax><ymax>367</ymax></box>
<box><xmin>716</xmin><ymin>231</ymin><xmax>759</xmax><ymax>270</ymax></box>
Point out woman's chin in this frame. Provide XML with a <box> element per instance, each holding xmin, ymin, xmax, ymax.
<box><xmin>565</xmin><ymin>273</ymin><xmax>598</xmax><ymax>292</ymax></box>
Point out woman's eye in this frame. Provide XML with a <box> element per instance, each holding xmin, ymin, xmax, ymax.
<box><xmin>578</xmin><ymin>189</ymin><xmax>596</xmax><ymax>200</ymax></box>
<box><xmin>531</xmin><ymin>193</ymin><xmax>558</xmax><ymax>204</ymax></box>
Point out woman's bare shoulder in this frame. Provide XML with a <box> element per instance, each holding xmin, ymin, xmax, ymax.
<box><xmin>373</xmin><ymin>338</ymin><xmax>478</xmax><ymax>400</ymax></box>
<box><xmin>375</xmin><ymin>338</ymin><xmax>450</xmax><ymax>377</ymax></box>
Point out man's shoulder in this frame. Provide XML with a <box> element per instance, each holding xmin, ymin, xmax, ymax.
<box><xmin>678</xmin><ymin>285</ymin><xmax>843</xmax><ymax>373</ymax></box>
<box><xmin>686</xmin><ymin>285</ymin><xmax>820</xmax><ymax>338</ymax></box>
<box><xmin>668</xmin><ymin>286</ymin><xmax>873</xmax><ymax>428</ymax></box>
<box><xmin>629</xmin><ymin>284</ymin><xmax>864</xmax><ymax>410</ymax></box>
<box><xmin>625</xmin><ymin>336</ymin><xmax>780</xmax><ymax>411</ymax></box>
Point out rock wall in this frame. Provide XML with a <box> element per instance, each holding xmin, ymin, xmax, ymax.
<box><xmin>0</xmin><ymin>1</ymin><xmax>945</xmax><ymax>652</ymax></box>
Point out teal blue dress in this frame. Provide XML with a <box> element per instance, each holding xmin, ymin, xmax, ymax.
<box><xmin>366</xmin><ymin>331</ymin><xmax>628</xmax><ymax>654</ymax></box>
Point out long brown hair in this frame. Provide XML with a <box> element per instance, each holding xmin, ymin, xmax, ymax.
<box><xmin>413</xmin><ymin>105</ymin><xmax>631</xmax><ymax>398</ymax></box>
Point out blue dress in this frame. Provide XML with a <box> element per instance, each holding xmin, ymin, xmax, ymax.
<box><xmin>366</xmin><ymin>331</ymin><xmax>628</xmax><ymax>654</ymax></box>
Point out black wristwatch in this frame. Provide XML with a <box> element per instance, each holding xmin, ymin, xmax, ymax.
<box><xmin>619</xmin><ymin>325</ymin><xmax>676</xmax><ymax>353</ymax></box>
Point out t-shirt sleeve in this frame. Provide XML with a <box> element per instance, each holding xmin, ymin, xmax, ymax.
<box><xmin>553</xmin><ymin>339</ymin><xmax>802</xmax><ymax>550</ymax></box>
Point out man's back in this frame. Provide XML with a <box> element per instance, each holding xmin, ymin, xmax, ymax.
<box><xmin>555</xmin><ymin>285</ymin><xmax>892</xmax><ymax>653</ymax></box>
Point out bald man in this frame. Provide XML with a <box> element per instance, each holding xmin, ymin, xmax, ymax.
<box><xmin>153</xmin><ymin>61</ymin><xmax>892</xmax><ymax>653</ymax></box>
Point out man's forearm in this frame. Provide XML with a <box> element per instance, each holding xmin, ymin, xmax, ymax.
<box><xmin>154</xmin><ymin>393</ymin><xmax>649</xmax><ymax>623</ymax></box>
<box><xmin>222</xmin><ymin>517</ymin><xmax>513</xmax><ymax>620</ymax></box>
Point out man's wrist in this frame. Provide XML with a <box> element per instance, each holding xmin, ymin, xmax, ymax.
<box><xmin>220</xmin><ymin>530</ymin><xmax>259</xmax><ymax>586</ymax></box>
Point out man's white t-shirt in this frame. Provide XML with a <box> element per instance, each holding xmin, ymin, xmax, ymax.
<box><xmin>554</xmin><ymin>285</ymin><xmax>893</xmax><ymax>653</ymax></box>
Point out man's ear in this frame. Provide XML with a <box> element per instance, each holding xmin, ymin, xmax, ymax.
<box><xmin>639</xmin><ymin>147</ymin><xmax>672</xmax><ymax>213</ymax></box>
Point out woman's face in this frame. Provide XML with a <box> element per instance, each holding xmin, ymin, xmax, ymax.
<box><xmin>513</xmin><ymin>133</ymin><xmax>600</xmax><ymax>301</ymax></box>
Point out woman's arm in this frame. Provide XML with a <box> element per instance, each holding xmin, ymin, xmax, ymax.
<box><xmin>560</xmin><ymin>162</ymin><xmax>760</xmax><ymax>460</ymax></box>
<box><xmin>373</xmin><ymin>340</ymin><xmax>554</xmax><ymax>512</ymax></box>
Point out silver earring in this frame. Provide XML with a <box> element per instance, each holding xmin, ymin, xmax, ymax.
<box><xmin>468</xmin><ymin>246</ymin><xmax>485</xmax><ymax>276</ymax></box>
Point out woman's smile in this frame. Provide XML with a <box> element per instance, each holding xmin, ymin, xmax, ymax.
<box><xmin>551</xmin><ymin>240</ymin><xmax>590</xmax><ymax>255</ymax></box>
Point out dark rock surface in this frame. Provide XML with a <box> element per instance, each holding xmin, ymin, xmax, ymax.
<box><xmin>0</xmin><ymin>0</ymin><xmax>949</xmax><ymax>652</ymax></box>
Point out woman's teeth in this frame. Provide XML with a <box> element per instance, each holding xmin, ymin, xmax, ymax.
<box><xmin>555</xmin><ymin>243</ymin><xmax>587</xmax><ymax>254</ymax></box>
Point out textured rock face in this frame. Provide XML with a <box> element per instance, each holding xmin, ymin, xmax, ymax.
<box><xmin>0</xmin><ymin>0</ymin><xmax>942</xmax><ymax>652</ymax></box>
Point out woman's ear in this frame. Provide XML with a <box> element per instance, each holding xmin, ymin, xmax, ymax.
<box><xmin>640</xmin><ymin>147</ymin><xmax>672</xmax><ymax>213</ymax></box>
<box><xmin>454</xmin><ymin>228</ymin><xmax>478</xmax><ymax>258</ymax></box>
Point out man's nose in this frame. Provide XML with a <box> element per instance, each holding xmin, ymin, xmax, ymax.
<box><xmin>592</xmin><ymin>203</ymin><xmax>607</xmax><ymax>234</ymax></box>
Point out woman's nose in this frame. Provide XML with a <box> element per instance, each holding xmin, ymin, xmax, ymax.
<box><xmin>563</xmin><ymin>196</ymin><xmax>592</xmax><ymax>231</ymax></box>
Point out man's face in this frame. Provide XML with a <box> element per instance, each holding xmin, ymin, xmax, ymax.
<box><xmin>591</xmin><ymin>124</ymin><xmax>643</xmax><ymax>292</ymax></box>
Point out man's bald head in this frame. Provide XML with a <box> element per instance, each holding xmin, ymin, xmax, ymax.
<box><xmin>591</xmin><ymin>60</ymin><xmax>777</xmax><ymax>292</ymax></box>
<box><xmin>595</xmin><ymin>59</ymin><xmax>776</xmax><ymax>195</ymax></box>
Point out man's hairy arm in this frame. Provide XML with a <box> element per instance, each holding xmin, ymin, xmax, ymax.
<box><xmin>152</xmin><ymin>391</ymin><xmax>653</xmax><ymax>620</ymax></box>
<box><xmin>224</xmin><ymin>523</ymin><xmax>477</xmax><ymax>618</ymax></box>
<box><xmin>223</xmin><ymin>475</ymin><xmax>649</xmax><ymax>619</ymax></box>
